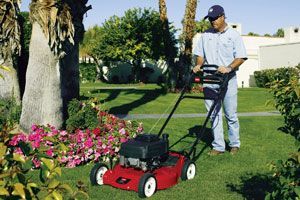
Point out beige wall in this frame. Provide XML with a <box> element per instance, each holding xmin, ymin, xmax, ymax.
<box><xmin>259</xmin><ymin>42</ymin><xmax>300</xmax><ymax>69</ymax></box>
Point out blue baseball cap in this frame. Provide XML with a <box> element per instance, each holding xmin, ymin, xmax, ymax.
<box><xmin>204</xmin><ymin>5</ymin><xmax>225</xmax><ymax>20</ymax></box>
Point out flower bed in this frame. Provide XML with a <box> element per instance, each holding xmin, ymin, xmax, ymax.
<box><xmin>9</xmin><ymin>112</ymin><xmax>143</xmax><ymax>168</ymax></box>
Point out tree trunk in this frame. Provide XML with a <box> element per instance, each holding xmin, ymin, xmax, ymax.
<box><xmin>0</xmin><ymin>0</ymin><xmax>21</xmax><ymax>102</ymax></box>
<box><xmin>159</xmin><ymin>0</ymin><xmax>177</xmax><ymax>91</ymax></box>
<box><xmin>178</xmin><ymin>0</ymin><xmax>198</xmax><ymax>88</ymax></box>
<box><xmin>19</xmin><ymin>0</ymin><xmax>90</xmax><ymax>132</ymax></box>
<box><xmin>20</xmin><ymin>22</ymin><xmax>63</xmax><ymax>131</ymax></box>
<box><xmin>0</xmin><ymin>57</ymin><xmax>20</xmax><ymax>102</ymax></box>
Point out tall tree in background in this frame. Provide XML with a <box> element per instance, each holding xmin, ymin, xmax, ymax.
<box><xmin>20</xmin><ymin>0</ymin><xmax>91</xmax><ymax>131</ymax></box>
<box><xmin>94</xmin><ymin>8</ymin><xmax>171</xmax><ymax>83</ymax></box>
<box><xmin>80</xmin><ymin>25</ymin><xmax>106</xmax><ymax>81</ymax></box>
<box><xmin>178</xmin><ymin>0</ymin><xmax>198</xmax><ymax>87</ymax></box>
<box><xmin>158</xmin><ymin>0</ymin><xmax>177</xmax><ymax>91</ymax></box>
<box><xmin>0</xmin><ymin>0</ymin><xmax>21</xmax><ymax>102</ymax></box>
<box><xmin>195</xmin><ymin>19</ymin><xmax>210</xmax><ymax>33</ymax></box>
<box><xmin>274</xmin><ymin>28</ymin><xmax>284</xmax><ymax>37</ymax></box>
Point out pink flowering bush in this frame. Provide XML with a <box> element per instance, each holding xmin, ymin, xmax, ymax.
<box><xmin>8</xmin><ymin>111</ymin><xmax>143</xmax><ymax>168</ymax></box>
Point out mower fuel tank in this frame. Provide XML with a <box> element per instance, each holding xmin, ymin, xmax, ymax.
<box><xmin>119</xmin><ymin>134</ymin><xmax>169</xmax><ymax>159</ymax></box>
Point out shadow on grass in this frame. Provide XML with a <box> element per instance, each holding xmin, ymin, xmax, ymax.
<box><xmin>168</xmin><ymin>125</ymin><xmax>213</xmax><ymax>161</ymax></box>
<box><xmin>226</xmin><ymin>173</ymin><xmax>276</xmax><ymax>200</ymax></box>
<box><xmin>81</xmin><ymin>87</ymin><xmax>167</xmax><ymax>115</ymax></box>
<box><xmin>188</xmin><ymin>125</ymin><xmax>213</xmax><ymax>161</ymax></box>
<box><xmin>107</xmin><ymin>88</ymin><xmax>166</xmax><ymax>115</ymax></box>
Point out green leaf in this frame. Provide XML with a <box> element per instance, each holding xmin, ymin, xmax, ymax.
<box><xmin>58</xmin><ymin>184</ymin><xmax>73</xmax><ymax>194</ymax></box>
<box><xmin>12</xmin><ymin>183</ymin><xmax>26</xmax><ymax>199</ymax></box>
<box><xmin>73</xmin><ymin>190</ymin><xmax>89</xmax><ymax>199</ymax></box>
<box><xmin>17</xmin><ymin>173</ymin><xmax>26</xmax><ymax>185</ymax></box>
<box><xmin>23</xmin><ymin>159</ymin><xmax>33</xmax><ymax>171</ymax></box>
<box><xmin>52</xmin><ymin>190</ymin><xmax>63</xmax><ymax>200</ymax></box>
<box><xmin>0</xmin><ymin>143</ymin><xmax>7</xmax><ymax>157</ymax></box>
<box><xmin>0</xmin><ymin>187</ymin><xmax>9</xmax><ymax>196</ymax></box>
<box><xmin>295</xmin><ymin>186</ymin><xmax>300</xmax><ymax>197</ymax></box>
<box><xmin>13</xmin><ymin>153</ymin><xmax>26</xmax><ymax>163</ymax></box>
<box><xmin>53</xmin><ymin>167</ymin><xmax>62</xmax><ymax>176</ymax></box>
<box><xmin>43</xmin><ymin>136</ymin><xmax>56</xmax><ymax>143</ymax></box>
<box><xmin>27</xmin><ymin>182</ymin><xmax>38</xmax><ymax>188</ymax></box>
<box><xmin>41</xmin><ymin>158</ymin><xmax>55</xmax><ymax>170</ymax></box>
<box><xmin>48</xmin><ymin>179</ymin><xmax>60</xmax><ymax>189</ymax></box>
<box><xmin>19</xmin><ymin>141</ymin><xmax>32</xmax><ymax>156</ymax></box>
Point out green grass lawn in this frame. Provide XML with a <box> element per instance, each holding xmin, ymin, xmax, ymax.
<box><xmin>27</xmin><ymin>84</ymin><xmax>293</xmax><ymax>199</ymax></box>
<box><xmin>57</xmin><ymin>116</ymin><xmax>295</xmax><ymax>200</ymax></box>
<box><xmin>80</xmin><ymin>83</ymin><xmax>275</xmax><ymax>114</ymax></box>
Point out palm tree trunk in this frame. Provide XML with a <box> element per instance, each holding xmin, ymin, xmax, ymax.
<box><xmin>0</xmin><ymin>57</ymin><xmax>21</xmax><ymax>102</ymax></box>
<box><xmin>20</xmin><ymin>1</ymin><xmax>91</xmax><ymax>132</ymax></box>
<box><xmin>178</xmin><ymin>0</ymin><xmax>198</xmax><ymax>88</ymax></box>
<box><xmin>159</xmin><ymin>0</ymin><xmax>177</xmax><ymax>91</ymax></box>
<box><xmin>0</xmin><ymin>0</ymin><xmax>21</xmax><ymax>102</ymax></box>
<box><xmin>20</xmin><ymin>22</ymin><xmax>63</xmax><ymax>131</ymax></box>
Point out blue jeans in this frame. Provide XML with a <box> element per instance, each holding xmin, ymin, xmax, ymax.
<box><xmin>204</xmin><ymin>76</ymin><xmax>240</xmax><ymax>152</ymax></box>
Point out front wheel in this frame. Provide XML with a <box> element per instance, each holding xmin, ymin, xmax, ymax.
<box><xmin>138</xmin><ymin>173</ymin><xmax>157</xmax><ymax>198</ymax></box>
<box><xmin>90</xmin><ymin>163</ymin><xmax>109</xmax><ymax>186</ymax></box>
<box><xmin>181</xmin><ymin>159</ymin><xmax>196</xmax><ymax>181</ymax></box>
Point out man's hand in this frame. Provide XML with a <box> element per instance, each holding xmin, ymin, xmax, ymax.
<box><xmin>217</xmin><ymin>66</ymin><xmax>232</xmax><ymax>74</ymax></box>
<box><xmin>193</xmin><ymin>65</ymin><xmax>202</xmax><ymax>73</ymax></box>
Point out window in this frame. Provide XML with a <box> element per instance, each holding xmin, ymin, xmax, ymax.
<box><xmin>294</xmin><ymin>28</ymin><xmax>299</xmax><ymax>33</ymax></box>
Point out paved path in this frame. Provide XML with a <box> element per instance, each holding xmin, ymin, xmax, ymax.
<box><xmin>116</xmin><ymin>111</ymin><xmax>280</xmax><ymax>120</ymax></box>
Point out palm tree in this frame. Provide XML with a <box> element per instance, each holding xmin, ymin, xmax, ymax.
<box><xmin>20</xmin><ymin>0</ymin><xmax>91</xmax><ymax>131</ymax></box>
<box><xmin>178</xmin><ymin>0</ymin><xmax>198</xmax><ymax>86</ymax></box>
<box><xmin>158</xmin><ymin>0</ymin><xmax>177</xmax><ymax>91</ymax></box>
<box><xmin>0</xmin><ymin>0</ymin><xmax>21</xmax><ymax>102</ymax></box>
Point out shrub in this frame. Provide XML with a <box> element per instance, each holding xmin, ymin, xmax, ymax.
<box><xmin>254</xmin><ymin>67</ymin><xmax>299</xmax><ymax>88</ymax></box>
<box><xmin>79</xmin><ymin>62</ymin><xmax>98</xmax><ymax>83</ymax></box>
<box><xmin>266</xmin><ymin>152</ymin><xmax>300</xmax><ymax>200</ymax></box>
<box><xmin>66</xmin><ymin>98</ymin><xmax>104</xmax><ymax>132</ymax></box>
<box><xmin>266</xmin><ymin>65</ymin><xmax>300</xmax><ymax>200</ymax></box>
<box><xmin>0</xmin><ymin>98</ymin><xmax>21</xmax><ymax>131</ymax></box>
<box><xmin>0</xmin><ymin>125</ymin><xmax>87</xmax><ymax>199</ymax></box>
<box><xmin>268</xmin><ymin>66</ymin><xmax>300</xmax><ymax>140</ymax></box>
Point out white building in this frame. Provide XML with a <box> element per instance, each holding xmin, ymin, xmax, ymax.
<box><xmin>193</xmin><ymin>24</ymin><xmax>300</xmax><ymax>87</ymax></box>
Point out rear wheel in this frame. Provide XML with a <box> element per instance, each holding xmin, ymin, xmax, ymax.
<box><xmin>181</xmin><ymin>159</ymin><xmax>196</xmax><ymax>181</ymax></box>
<box><xmin>138</xmin><ymin>173</ymin><xmax>157</xmax><ymax>198</ymax></box>
<box><xmin>90</xmin><ymin>163</ymin><xmax>108</xmax><ymax>185</ymax></box>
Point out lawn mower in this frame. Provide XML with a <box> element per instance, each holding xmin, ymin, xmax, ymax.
<box><xmin>90</xmin><ymin>65</ymin><xmax>234</xmax><ymax>198</ymax></box>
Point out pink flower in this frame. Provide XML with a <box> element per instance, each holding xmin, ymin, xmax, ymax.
<box><xmin>60</xmin><ymin>130</ymin><xmax>68</xmax><ymax>136</ymax></box>
<box><xmin>9</xmin><ymin>134</ymin><xmax>27</xmax><ymax>146</ymax></box>
<box><xmin>46</xmin><ymin>149</ymin><xmax>54</xmax><ymax>157</ymax></box>
<box><xmin>84</xmin><ymin>137</ymin><xmax>93</xmax><ymax>148</ymax></box>
<box><xmin>119</xmin><ymin>128</ymin><xmax>126</xmax><ymax>135</ymax></box>
<box><xmin>120</xmin><ymin>138</ymin><xmax>127</xmax><ymax>143</ymax></box>
<box><xmin>32</xmin><ymin>157</ymin><xmax>41</xmax><ymax>168</ymax></box>
<box><xmin>31</xmin><ymin>124</ymin><xmax>38</xmax><ymax>131</ymax></box>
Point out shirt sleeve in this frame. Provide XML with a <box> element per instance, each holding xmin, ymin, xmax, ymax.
<box><xmin>193</xmin><ymin>34</ymin><xmax>204</xmax><ymax>57</ymax></box>
<box><xmin>234</xmin><ymin>34</ymin><xmax>247</xmax><ymax>59</ymax></box>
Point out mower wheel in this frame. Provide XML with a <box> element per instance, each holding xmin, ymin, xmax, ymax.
<box><xmin>90</xmin><ymin>163</ymin><xmax>108</xmax><ymax>186</ymax></box>
<box><xmin>138</xmin><ymin>173</ymin><xmax>157</xmax><ymax>198</ymax></box>
<box><xmin>181</xmin><ymin>159</ymin><xmax>196</xmax><ymax>181</ymax></box>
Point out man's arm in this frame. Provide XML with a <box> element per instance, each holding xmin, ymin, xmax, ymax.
<box><xmin>192</xmin><ymin>56</ymin><xmax>205</xmax><ymax>73</ymax></box>
<box><xmin>217</xmin><ymin>58</ymin><xmax>245</xmax><ymax>74</ymax></box>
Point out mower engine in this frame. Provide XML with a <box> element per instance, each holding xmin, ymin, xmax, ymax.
<box><xmin>119</xmin><ymin>134</ymin><xmax>169</xmax><ymax>171</ymax></box>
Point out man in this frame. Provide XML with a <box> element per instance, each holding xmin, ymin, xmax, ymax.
<box><xmin>193</xmin><ymin>5</ymin><xmax>247</xmax><ymax>155</ymax></box>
